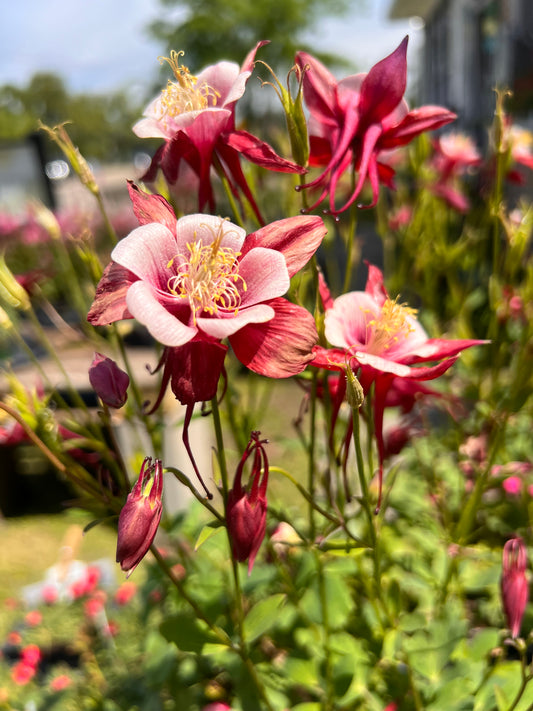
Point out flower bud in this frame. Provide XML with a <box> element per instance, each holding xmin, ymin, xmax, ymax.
<box><xmin>227</xmin><ymin>432</ymin><xmax>269</xmax><ymax>574</ymax></box>
<box><xmin>116</xmin><ymin>458</ymin><xmax>163</xmax><ymax>576</ymax></box>
<box><xmin>501</xmin><ymin>537</ymin><xmax>529</xmax><ymax>638</ymax></box>
<box><xmin>345</xmin><ymin>363</ymin><xmax>365</xmax><ymax>410</ymax></box>
<box><xmin>89</xmin><ymin>352</ymin><xmax>129</xmax><ymax>408</ymax></box>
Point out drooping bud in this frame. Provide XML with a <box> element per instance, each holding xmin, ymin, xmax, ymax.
<box><xmin>501</xmin><ymin>537</ymin><xmax>529</xmax><ymax>638</ymax></box>
<box><xmin>226</xmin><ymin>431</ymin><xmax>269</xmax><ymax>574</ymax></box>
<box><xmin>116</xmin><ymin>458</ymin><xmax>163</xmax><ymax>576</ymax></box>
<box><xmin>345</xmin><ymin>361</ymin><xmax>365</xmax><ymax>410</ymax></box>
<box><xmin>38</xmin><ymin>121</ymin><xmax>99</xmax><ymax>195</ymax></box>
<box><xmin>89</xmin><ymin>352</ymin><xmax>130</xmax><ymax>408</ymax></box>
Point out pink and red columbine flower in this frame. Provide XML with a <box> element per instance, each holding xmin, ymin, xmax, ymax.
<box><xmin>134</xmin><ymin>44</ymin><xmax>304</xmax><ymax>223</ymax></box>
<box><xmin>116</xmin><ymin>457</ymin><xmax>163</xmax><ymax>576</ymax></box>
<box><xmin>313</xmin><ymin>264</ymin><xmax>487</xmax><ymax>510</ymax></box>
<box><xmin>88</xmin><ymin>184</ymin><xmax>324</xmax><ymax>397</ymax></box>
<box><xmin>501</xmin><ymin>537</ymin><xmax>529</xmax><ymax>638</ymax></box>
<box><xmin>227</xmin><ymin>431</ymin><xmax>269</xmax><ymax>574</ymax></box>
<box><xmin>295</xmin><ymin>36</ymin><xmax>456</xmax><ymax>214</ymax></box>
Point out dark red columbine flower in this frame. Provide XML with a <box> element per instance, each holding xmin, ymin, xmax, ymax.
<box><xmin>116</xmin><ymin>457</ymin><xmax>163</xmax><ymax>577</ymax></box>
<box><xmin>88</xmin><ymin>352</ymin><xmax>130</xmax><ymax>408</ymax></box>
<box><xmin>295</xmin><ymin>36</ymin><xmax>456</xmax><ymax>215</ymax></box>
<box><xmin>501</xmin><ymin>537</ymin><xmax>529</xmax><ymax>638</ymax></box>
<box><xmin>227</xmin><ymin>431</ymin><xmax>269</xmax><ymax>574</ymax></box>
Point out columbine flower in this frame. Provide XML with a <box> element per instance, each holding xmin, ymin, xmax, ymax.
<box><xmin>295</xmin><ymin>36</ymin><xmax>456</xmax><ymax>214</ymax></box>
<box><xmin>428</xmin><ymin>132</ymin><xmax>481</xmax><ymax>212</ymax></box>
<box><xmin>88</xmin><ymin>353</ymin><xmax>130</xmax><ymax>408</ymax></box>
<box><xmin>116</xmin><ymin>457</ymin><xmax>163</xmax><ymax>576</ymax></box>
<box><xmin>134</xmin><ymin>44</ymin><xmax>305</xmax><ymax>222</ymax></box>
<box><xmin>227</xmin><ymin>431</ymin><xmax>269</xmax><ymax>574</ymax></box>
<box><xmin>312</xmin><ymin>264</ymin><xmax>487</xmax><ymax>510</ymax></box>
<box><xmin>501</xmin><ymin>537</ymin><xmax>529</xmax><ymax>638</ymax></box>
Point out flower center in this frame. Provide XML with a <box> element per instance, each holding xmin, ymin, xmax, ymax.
<box><xmin>167</xmin><ymin>222</ymin><xmax>246</xmax><ymax>324</ymax></box>
<box><xmin>364</xmin><ymin>297</ymin><xmax>417</xmax><ymax>354</ymax></box>
<box><xmin>156</xmin><ymin>51</ymin><xmax>220</xmax><ymax>123</ymax></box>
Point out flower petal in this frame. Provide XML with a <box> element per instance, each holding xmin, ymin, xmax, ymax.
<box><xmin>125</xmin><ymin>281</ymin><xmax>197</xmax><ymax>347</ymax></box>
<box><xmin>325</xmin><ymin>292</ymin><xmax>379</xmax><ymax>348</ymax></box>
<box><xmin>238</xmin><ymin>247</ymin><xmax>290</xmax><ymax>303</ymax></box>
<box><xmin>241</xmin><ymin>215</ymin><xmax>326</xmax><ymax>277</ymax></box>
<box><xmin>358</xmin><ymin>37</ymin><xmax>408</xmax><ymax>125</ymax></box>
<box><xmin>87</xmin><ymin>262</ymin><xmax>135</xmax><ymax>326</ymax></box>
<box><xmin>196</xmin><ymin>304</ymin><xmax>275</xmax><ymax>339</ymax></box>
<box><xmin>225</xmin><ymin>130</ymin><xmax>306</xmax><ymax>173</ymax></box>
<box><xmin>127</xmin><ymin>181</ymin><xmax>176</xmax><ymax>232</ymax></box>
<box><xmin>175</xmin><ymin>214</ymin><xmax>245</xmax><ymax>253</ymax></box>
<box><xmin>229</xmin><ymin>298</ymin><xmax>317</xmax><ymax>377</ymax></box>
<box><xmin>111</xmin><ymin>223</ymin><xmax>177</xmax><ymax>288</ymax></box>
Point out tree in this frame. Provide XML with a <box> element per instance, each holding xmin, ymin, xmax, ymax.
<box><xmin>149</xmin><ymin>0</ymin><xmax>354</xmax><ymax>71</ymax></box>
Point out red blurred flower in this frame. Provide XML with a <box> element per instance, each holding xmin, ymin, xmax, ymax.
<box><xmin>313</xmin><ymin>264</ymin><xmax>487</xmax><ymax>509</ymax></box>
<box><xmin>114</xmin><ymin>581</ymin><xmax>137</xmax><ymax>606</ymax></box>
<box><xmin>501</xmin><ymin>537</ymin><xmax>529</xmax><ymax>638</ymax></box>
<box><xmin>24</xmin><ymin>610</ymin><xmax>42</xmax><ymax>627</ymax></box>
<box><xmin>50</xmin><ymin>674</ymin><xmax>72</xmax><ymax>692</ymax></box>
<box><xmin>11</xmin><ymin>661</ymin><xmax>36</xmax><ymax>685</ymax></box>
<box><xmin>89</xmin><ymin>353</ymin><xmax>129</xmax><ymax>408</ymax></box>
<box><xmin>116</xmin><ymin>457</ymin><xmax>163</xmax><ymax>576</ymax></box>
<box><xmin>295</xmin><ymin>36</ymin><xmax>456</xmax><ymax>214</ymax></box>
<box><xmin>20</xmin><ymin>644</ymin><xmax>41</xmax><ymax>667</ymax></box>
<box><xmin>134</xmin><ymin>44</ymin><xmax>304</xmax><ymax>223</ymax></box>
<box><xmin>227</xmin><ymin>431</ymin><xmax>269</xmax><ymax>573</ymax></box>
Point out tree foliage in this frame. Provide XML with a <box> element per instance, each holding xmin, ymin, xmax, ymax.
<box><xmin>149</xmin><ymin>0</ymin><xmax>354</xmax><ymax>70</ymax></box>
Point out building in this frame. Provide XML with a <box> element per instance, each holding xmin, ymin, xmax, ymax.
<box><xmin>389</xmin><ymin>0</ymin><xmax>533</xmax><ymax>140</ymax></box>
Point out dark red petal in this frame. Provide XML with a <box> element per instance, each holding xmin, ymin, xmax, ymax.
<box><xmin>296</xmin><ymin>51</ymin><xmax>340</xmax><ymax>126</ymax></box>
<box><xmin>381</xmin><ymin>107</ymin><xmax>457</xmax><ymax>148</ymax></box>
<box><xmin>226</xmin><ymin>130</ymin><xmax>306</xmax><ymax>173</ymax></box>
<box><xmin>229</xmin><ymin>298</ymin><xmax>317</xmax><ymax>377</ymax></box>
<box><xmin>87</xmin><ymin>262</ymin><xmax>136</xmax><ymax>326</ymax></box>
<box><xmin>358</xmin><ymin>37</ymin><xmax>408</xmax><ymax>125</ymax></box>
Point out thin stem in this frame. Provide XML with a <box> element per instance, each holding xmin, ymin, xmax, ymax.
<box><xmin>307</xmin><ymin>370</ymin><xmax>318</xmax><ymax>542</ymax></box>
<box><xmin>211</xmin><ymin>395</ymin><xmax>229</xmax><ymax>501</ymax></box>
<box><xmin>166</xmin><ymin>467</ymin><xmax>224</xmax><ymax>522</ymax></box>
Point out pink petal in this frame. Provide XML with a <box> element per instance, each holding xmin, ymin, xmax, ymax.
<box><xmin>196</xmin><ymin>61</ymin><xmax>241</xmax><ymax>106</ymax></box>
<box><xmin>111</xmin><ymin>224</ymin><xmax>177</xmax><ymax>288</ymax></box>
<box><xmin>175</xmin><ymin>214</ymin><xmax>245</xmax><ymax>253</ymax></box>
<box><xmin>125</xmin><ymin>281</ymin><xmax>197</xmax><ymax>346</ymax></box>
<box><xmin>382</xmin><ymin>106</ymin><xmax>457</xmax><ymax>148</ymax></box>
<box><xmin>400</xmin><ymin>338</ymin><xmax>489</xmax><ymax>364</ymax></box>
<box><xmin>240</xmin><ymin>215</ymin><xmax>326</xmax><ymax>277</ymax></box>
<box><xmin>230</xmin><ymin>298</ymin><xmax>318</xmax><ymax>377</ymax></box>
<box><xmin>358</xmin><ymin>37</ymin><xmax>408</xmax><ymax>125</ymax></box>
<box><xmin>196</xmin><ymin>303</ymin><xmax>275</xmax><ymax>339</ymax></box>
<box><xmin>364</xmin><ymin>263</ymin><xmax>388</xmax><ymax>305</ymax></box>
<box><xmin>127</xmin><ymin>182</ymin><xmax>176</xmax><ymax>232</ymax></box>
<box><xmin>325</xmin><ymin>292</ymin><xmax>380</xmax><ymax>348</ymax></box>
<box><xmin>87</xmin><ymin>262</ymin><xmax>135</xmax><ymax>326</ymax></box>
<box><xmin>238</xmin><ymin>248</ymin><xmax>290</xmax><ymax>303</ymax></box>
<box><xmin>225</xmin><ymin>130</ymin><xmax>306</xmax><ymax>173</ymax></box>
<box><xmin>354</xmin><ymin>351</ymin><xmax>413</xmax><ymax>377</ymax></box>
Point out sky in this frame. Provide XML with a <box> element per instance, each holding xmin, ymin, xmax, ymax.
<box><xmin>0</xmin><ymin>0</ymin><xmax>424</xmax><ymax>96</ymax></box>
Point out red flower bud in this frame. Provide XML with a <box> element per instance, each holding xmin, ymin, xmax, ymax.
<box><xmin>227</xmin><ymin>432</ymin><xmax>269</xmax><ymax>574</ymax></box>
<box><xmin>501</xmin><ymin>537</ymin><xmax>529</xmax><ymax>638</ymax></box>
<box><xmin>116</xmin><ymin>457</ymin><xmax>163</xmax><ymax>576</ymax></box>
<box><xmin>89</xmin><ymin>352</ymin><xmax>129</xmax><ymax>408</ymax></box>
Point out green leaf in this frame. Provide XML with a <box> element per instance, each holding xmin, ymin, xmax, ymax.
<box><xmin>194</xmin><ymin>521</ymin><xmax>224</xmax><ymax>550</ymax></box>
<box><xmin>160</xmin><ymin>612</ymin><xmax>217</xmax><ymax>653</ymax></box>
<box><xmin>243</xmin><ymin>593</ymin><xmax>286</xmax><ymax>643</ymax></box>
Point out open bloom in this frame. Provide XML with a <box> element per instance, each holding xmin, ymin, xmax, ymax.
<box><xmin>88</xmin><ymin>186</ymin><xmax>324</xmax><ymax>392</ymax></box>
<box><xmin>312</xmin><ymin>264</ymin><xmax>487</xmax><ymax>509</ymax></box>
<box><xmin>135</xmin><ymin>44</ymin><xmax>304</xmax><ymax>222</ymax></box>
<box><xmin>116</xmin><ymin>457</ymin><xmax>163</xmax><ymax>576</ymax></box>
<box><xmin>227</xmin><ymin>431</ymin><xmax>269</xmax><ymax>573</ymax></box>
<box><xmin>501</xmin><ymin>537</ymin><xmax>529</xmax><ymax>637</ymax></box>
<box><xmin>295</xmin><ymin>36</ymin><xmax>456</xmax><ymax>214</ymax></box>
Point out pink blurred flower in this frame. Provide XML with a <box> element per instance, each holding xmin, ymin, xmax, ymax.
<box><xmin>227</xmin><ymin>431</ymin><xmax>269</xmax><ymax>573</ymax></box>
<box><xmin>502</xmin><ymin>476</ymin><xmax>522</xmax><ymax>496</ymax></box>
<box><xmin>312</xmin><ymin>264</ymin><xmax>487</xmax><ymax>509</ymax></box>
<box><xmin>135</xmin><ymin>44</ymin><xmax>304</xmax><ymax>222</ymax></box>
<box><xmin>501</xmin><ymin>537</ymin><xmax>529</xmax><ymax>638</ymax></box>
<box><xmin>50</xmin><ymin>674</ymin><xmax>72</xmax><ymax>692</ymax></box>
<box><xmin>11</xmin><ymin>661</ymin><xmax>36</xmax><ymax>685</ymax></box>
<box><xmin>114</xmin><ymin>581</ymin><xmax>137</xmax><ymax>606</ymax></box>
<box><xmin>116</xmin><ymin>457</ymin><xmax>163</xmax><ymax>576</ymax></box>
<box><xmin>295</xmin><ymin>36</ymin><xmax>456</xmax><ymax>214</ymax></box>
<box><xmin>42</xmin><ymin>585</ymin><xmax>59</xmax><ymax>605</ymax></box>
<box><xmin>24</xmin><ymin>610</ymin><xmax>42</xmax><ymax>627</ymax></box>
<box><xmin>20</xmin><ymin>644</ymin><xmax>41</xmax><ymax>667</ymax></box>
<box><xmin>428</xmin><ymin>132</ymin><xmax>481</xmax><ymax>213</ymax></box>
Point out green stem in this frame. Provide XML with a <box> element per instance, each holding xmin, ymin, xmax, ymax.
<box><xmin>315</xmin><ymin>551</ymin><xmax>334</xmax><ymax>710</ymax></box>
<box><xmin>210</xmin><ymin>395</ymin><xmax>229</xmax><ymax>500</ymax></box>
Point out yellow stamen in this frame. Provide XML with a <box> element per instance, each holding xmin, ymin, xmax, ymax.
<box><xmin>365</xmin><ymin>297</ymin><xmax>417</xmax><ymax>354</ymax></box>
<box><xmin>167</xmin><ymin>221</ymin><xmax>246</xmax><ymax>324</ymax></box>
<box><xmin>156</xmin><ymin>50</ymin><xmax>220</xmax><ymax>125</ymax></box>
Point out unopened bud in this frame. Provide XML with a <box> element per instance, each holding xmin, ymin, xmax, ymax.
<box><xmin>89</xmin><ymin>352</ymin><xmax>129</xmax><ymax>408</ymax></box>
<box><xmin>345</xmin><ymin>364</ymin><xmax>365</xmax><ymax>409</ymax></box>
<box><xmin>501</xmin><ymin>537</ymin><xmax>528</xmax><ymax>638</ymax></box>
